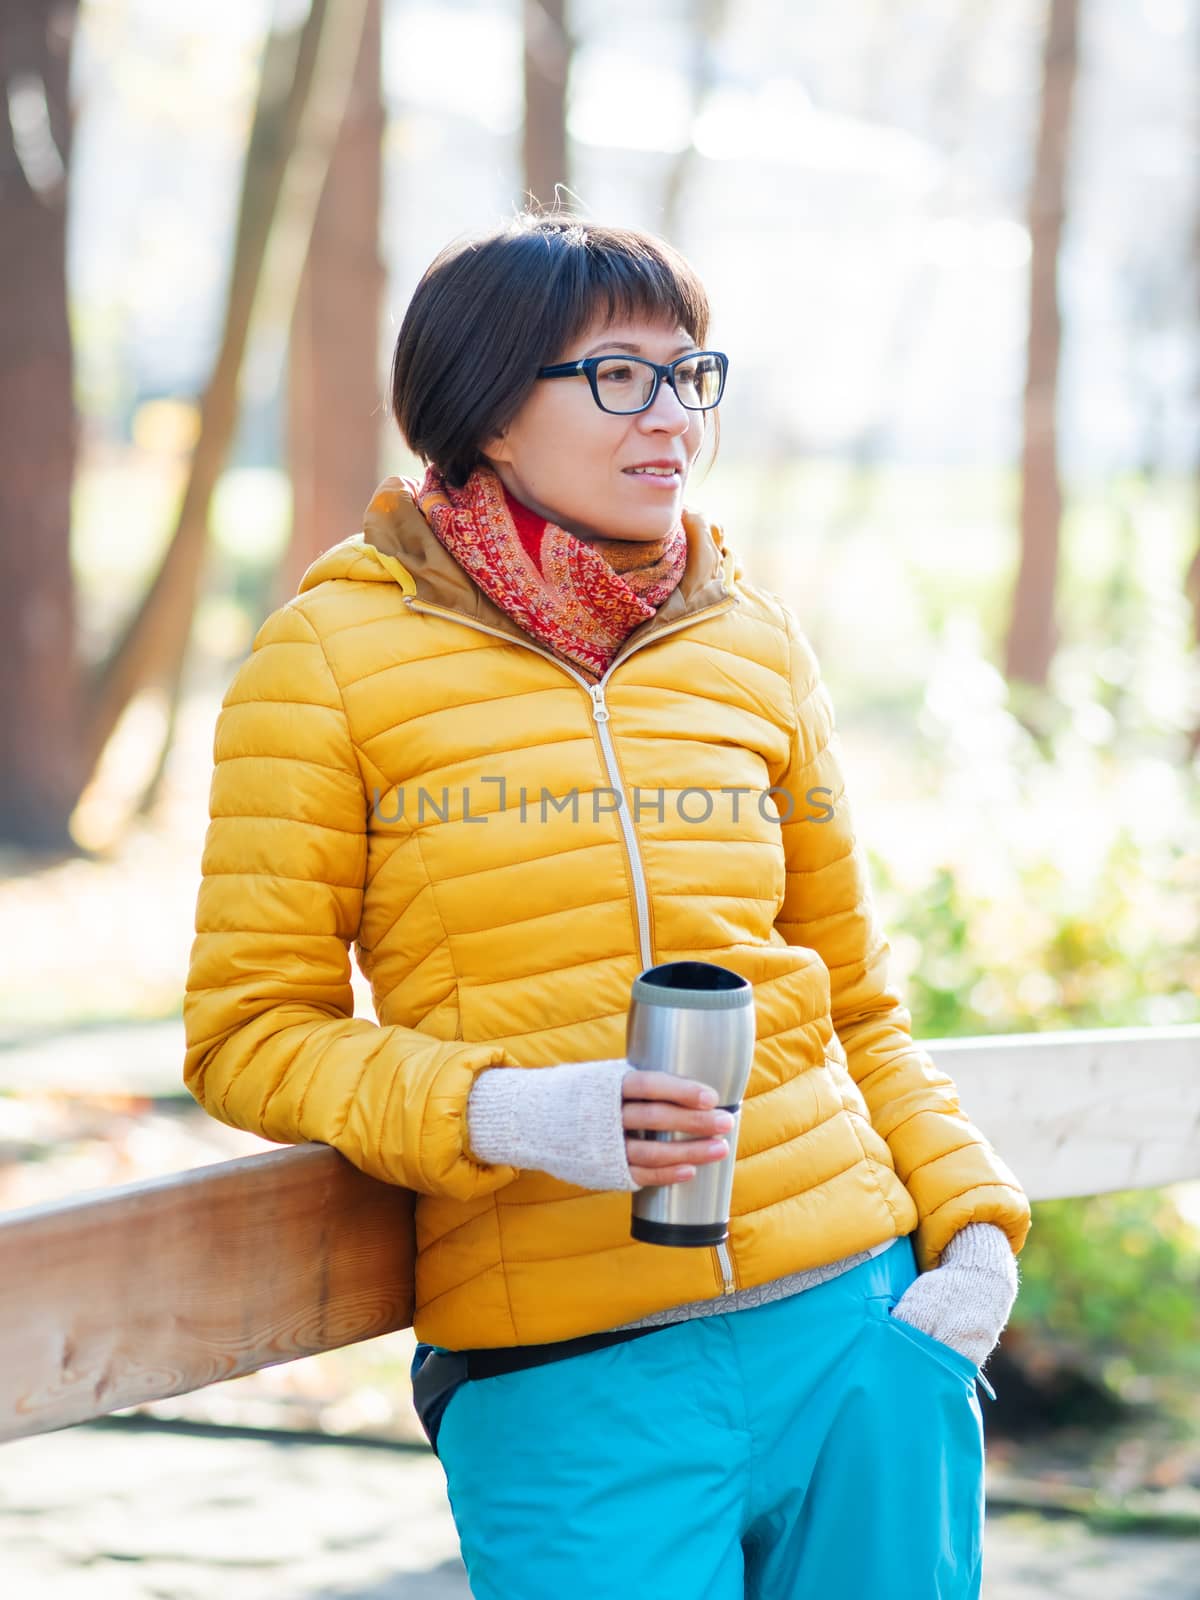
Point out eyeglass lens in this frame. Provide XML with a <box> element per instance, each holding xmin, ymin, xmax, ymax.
<box><xmin>594</xmin><ymin>354</ymin><xmax>723</xmax><ymax>413</ymax></box>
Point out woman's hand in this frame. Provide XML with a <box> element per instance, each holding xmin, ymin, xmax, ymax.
<box><xmin>621</xmin><ymin>1069</ymin><xmax>734</xmax><ymax>1188</ymax></box>
<box><xmin>890</xmin><ymin>1223</ymin><xmax>1018</xmax><ymax>1368</ymax></box>
<box><xmin>465</xmin><ymin>1060</ymin><xmax>732</xmax><ymax>1193</ymax></box>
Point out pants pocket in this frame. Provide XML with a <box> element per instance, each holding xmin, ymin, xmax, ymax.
<box><xmin>875</xmin><ymin>1298</ymin><xmax>997</xmax><ymax>1401</ymax></box>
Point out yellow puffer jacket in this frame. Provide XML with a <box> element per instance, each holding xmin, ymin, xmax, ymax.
<box><xmin>183</xmin><ymin>477</ymin><xmax>1031</xmax><ymax>1348</ymax></box>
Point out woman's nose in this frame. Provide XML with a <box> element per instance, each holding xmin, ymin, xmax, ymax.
<box><xmin>637</xmin><ymin>382</ymin><xmax>691</xmax><ymax>434</ymax></box>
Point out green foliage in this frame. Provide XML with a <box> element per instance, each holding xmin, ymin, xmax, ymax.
<box><xmin>1008</xmin><ymin>1190</ymin><xmax>1200</xmax><ymax>1375</ymax></box>
<box><xmin>881</xmin><ymin>863</ymin><xmax>979</xmax><ymax>1039</ymax></box>
<box><xmin>865</xmin><ymin>807</ymin><xmax>1199</xmax><ymax>1377</ymax></box>
<box><xmin>870</xmin><ymin>827</ymin><xmax>1199</xmax><ymax>1037</ymax></box>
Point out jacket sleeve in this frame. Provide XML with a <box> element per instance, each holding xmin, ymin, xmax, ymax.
<box><xmin>770</xmin><ymin>604</ymin><xmax>1032</xmax><ymax>1270</ymax></box>
<box><xmin>182</xmin><ymin>601</ymin><xmax>522</xmax><ymax>1201</ymax></box>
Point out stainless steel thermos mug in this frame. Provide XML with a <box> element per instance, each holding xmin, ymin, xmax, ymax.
<box><xmin>626</xmin><ymin>960</ymin><xmax>756</xmax><ymax>1247</ymax></box>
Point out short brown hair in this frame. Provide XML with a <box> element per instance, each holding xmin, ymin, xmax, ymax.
<box><xmin>390</xmin><ymin>213</ymin><xmax>713</xmax><ymax>488</ymax></box>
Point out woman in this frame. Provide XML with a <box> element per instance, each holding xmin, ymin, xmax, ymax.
<box><xmin>183</xmin><ymin>213</ymin><xmax>1031</xmax><ymax>1599</ymax></box>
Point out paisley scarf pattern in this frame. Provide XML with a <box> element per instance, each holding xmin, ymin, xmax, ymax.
<box><xmin>412</xmin><ymin>463</ymin><xmax>688</xmax><ymax>680</ymax></box>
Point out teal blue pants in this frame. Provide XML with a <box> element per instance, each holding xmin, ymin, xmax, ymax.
<box><xmin>425</xmin><ymin>1235</ymin><xmax>991</xmax><ymax>1599</ymax></box>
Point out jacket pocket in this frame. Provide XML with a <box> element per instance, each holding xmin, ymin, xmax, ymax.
<box><xmin>824</xmin><ymin>1052</ymin><xmax>871</xmax><ymax>1120</ymax></box>
<box><xmin>843</xmin><ymin>1105</ymin><xmax>896</xmax><ymax>1172</ymax></box>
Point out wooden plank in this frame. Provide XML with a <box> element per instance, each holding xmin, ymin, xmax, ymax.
<box><xmin>0</xmin><ymin>1142</ymin><xmax>414</xmax><ymax>1444</ymax></box>
<box><xmin>1</xmin><ymin>1024</ymin><xmax>1196</xmax><ymax>1443</ymax></box>
<box><xmin>928</xmin><ymin>1024</ymin><xmax>1200</xmax><ymax>1201</ymax></box>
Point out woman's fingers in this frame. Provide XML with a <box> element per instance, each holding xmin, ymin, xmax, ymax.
<box><xmin>621</xmin><ymin>1068</ymin><xmax>717</xmax><ymax>1109</ymax></box>
<box><xmin>628</xmin><ymin>1161</ymin><xmax>700</xmax><ymax>1188</ymax></box>
<box><xmin>623</xmin><ymin>1098</ymin><xmax>733</xmax><ymax>1136</ymax></box>
<box><xmin>621</xmin><ymin>1070</ymin><xmax>728</xmax><ymax>1126</ymax></box>
<box><xmin>627</xmin><ymin>1132</ymin><xmax>729</xmax><ymax>1164</ymax></box>
<box><xmin>621</xmin><ymin>1069</ymin><xmax>733</xmax><ymax>1187</ymax></box>
<box><xmin>621</xmin><ymin>1072</ymin><xmax>733</xmax><ymax>1136</ymax></box>
<box><xmin>626</xmin><ymin>1137</ymin><xmax>727</xmax><ymax>1188</ymax></box>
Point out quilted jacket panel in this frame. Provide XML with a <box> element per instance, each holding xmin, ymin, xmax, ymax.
<box><xmin>182</xmin><ymin>478</ymin><xmax>1031</xmax><ymax>1346</ymax></box>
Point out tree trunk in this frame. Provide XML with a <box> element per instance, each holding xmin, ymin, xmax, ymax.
<box><xmin>0</xmin><ymin>0</ymin><xmax>80</xmax><ymax>850</ymax></box>
<box><xmin>1005</xmin><ymin>0</ymin><xmax>1079</xmax><ymax>688</ymax></box>
<box><xmin>281</xmin><ymin>0</ymin><xmax>385</xmax><ymax>604</ymax></box>
<box><xmin>660</xmin><ymin>0</ymin><xmax>730</xmax><ymax>240</ymax></box>
<box><xmin>79</xmin><ymin>0</ymin><xmax>371</xmax><ymax>798</ymax></box>
<box><xmin>522</xmin><ymin>0</ymin><xmax>570</xmax><ymax>208</ymax></box>
<box><xmin>1186</xmin><ymin>511</ymin><xmax>1200</xmax><ymax>757</ymax></box>
<box><xmin>1187</xmin><ymin>31</ymin><xmax>1200</xmax><ymax>758</ymax></box>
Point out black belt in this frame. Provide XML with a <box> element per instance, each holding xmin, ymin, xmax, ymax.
<box><xmin>412</xmin><ymin>1319</ymin><xmax>685</xmax><ymax>1456</ymax></box>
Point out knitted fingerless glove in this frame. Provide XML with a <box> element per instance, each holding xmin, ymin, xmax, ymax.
<box><xmin>890</xmin><ymin>1222</ymin><xmax>1019</xmax><ymax>1368</ymax></box>
<box><xmin>466</xmin><ymin>1060</ymin><xmax>642</xmax><ymax>1191</ymax></box>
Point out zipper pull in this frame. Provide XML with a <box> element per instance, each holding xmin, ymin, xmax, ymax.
<box><xmin>588</xmin><ymin>683</ymin><xmax>610</xmax><ymax>723</ymax></box>
<box><xmin>714</xmin><ymin>1241</ymin><xmax>735</xmax><ymax>1295</ymax></box>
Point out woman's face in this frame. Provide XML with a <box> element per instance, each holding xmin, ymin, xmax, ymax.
<box><xmin>481</xmin><ymin>312</ymin><xmax>708</xmax><ymax>543</ymax></box>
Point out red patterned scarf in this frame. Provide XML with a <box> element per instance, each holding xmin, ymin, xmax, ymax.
<box><xmin>413</xmin><ymin>463</ymin><xmax>688</xmax><ymax>679</ymax></box>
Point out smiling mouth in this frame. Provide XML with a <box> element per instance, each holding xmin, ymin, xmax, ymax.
<box><xmin>623</xmin><ymin>465</ymin><xmax>683</xmax><ymax>483</ymax></box>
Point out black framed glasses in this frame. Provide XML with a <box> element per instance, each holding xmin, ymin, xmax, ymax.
<box><xmin>536</xmin><ymin>350</ymin><xmax>728</xmax><ymax>415</ymax></box>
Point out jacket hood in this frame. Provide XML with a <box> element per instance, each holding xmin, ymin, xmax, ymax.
<box><xmin>296</xmin><ymin>476</ymin><xmax>741</xmax><ymax>643</ymax></box>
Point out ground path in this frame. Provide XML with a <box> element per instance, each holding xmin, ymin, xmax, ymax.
<box><xmin>3</xmin><ymin>1421</ymin><xmax>1196</xmax><ymax>1598</ymax></box>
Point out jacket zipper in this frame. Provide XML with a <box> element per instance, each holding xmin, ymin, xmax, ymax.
<box><xmin>402</xmin><ymin>591</ymin><xmax>739</xmax><ymax>1293</ymax></box>
<box><xmin>585</xmin><ymin>679</ymin><xmax>653</xmax><ymax>969</ymax></box>
<box><xmin>715</xmin><ymin>1240</ymin><xmax>735</xmax><ymax>1296</ymax></box>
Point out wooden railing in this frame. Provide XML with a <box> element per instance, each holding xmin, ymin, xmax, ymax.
<box><xmin>3</xmin><ymin>1024</ymin><xmax>1198</xmax><ymax>1444</ymax></box>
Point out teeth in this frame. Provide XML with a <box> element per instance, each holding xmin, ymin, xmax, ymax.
<box><xmin>630</xmin><ymin>467</ymin><xmax>676</xmax><ymax>476</ymax></box>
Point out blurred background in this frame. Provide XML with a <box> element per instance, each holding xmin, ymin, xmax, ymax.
<box><xmin>1</xmin><ymin>0</ymin><xmax>1198</xmax><ymax>1592</ymax></box>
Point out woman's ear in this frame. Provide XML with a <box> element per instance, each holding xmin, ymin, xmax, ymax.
<box><xmin>479</xmin><ymin>425</ymin><xmax>511</xmax><ymax>467</ymax></box>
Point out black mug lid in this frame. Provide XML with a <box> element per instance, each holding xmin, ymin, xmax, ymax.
<box><xmin>630</xmin><ymin>960</ymin><xmax>754</xmax><ymax>1012</ymax></box>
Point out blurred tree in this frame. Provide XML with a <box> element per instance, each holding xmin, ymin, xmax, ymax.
<box><xmin>523</xmin><ymin>0</ymin><xmax>571</xmax><ymax>207</ymax></box>
<box><xmin>822</xmin><ymin>4</ymin><xmax>993</xmax><ymax>547</ymax></box>
<box><xmin>44</xmin><ymin>0</ymin><xmax>373</xmax><ymax>840</ymax></box>
<box><xmin>1010</xmin><ymin>1187</ymin><xmax>1200</xmax><ymax>1379</ymax></box>
<box><xmin>1188</xmin><ymin>49</ymin><xmax>1200</xmax><ymax>758</ymax></box>
<box><xmin>660</xmin><ymin>0</ymin><xmax>730</xmax><ymax>240</ymax></box>
<box><xmin>280</xmin><ymin>0</ymin><xmax>385</xmax><ymax>604</ymax></box>
<box><xmin>0</xmin><ymin>0</ymin><xmax>80</xmax><ymax>849</ymax></box>
<box><xmin>1005</xmin><ymin>0</ymin><xmax>1079</xmax><ymax>690</ymax></box>
<box><xmin>1188</xmin><ymin>528</ymin><xmax>1200</xmax><ymax>755</ymax></box>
